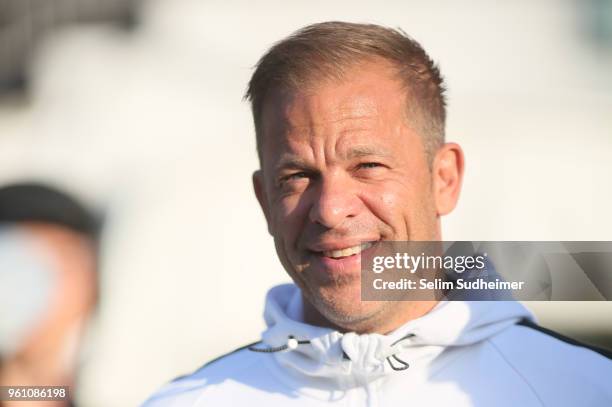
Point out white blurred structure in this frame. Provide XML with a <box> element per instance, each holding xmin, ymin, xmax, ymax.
<box><xmin>0</xmin><ymin>0</ymin><xmax>611</xmax><ymax>405</ymax></box>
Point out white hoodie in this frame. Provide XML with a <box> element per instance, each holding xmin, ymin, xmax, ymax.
<box><xmin>143</xmin><ymin>284</ymin><xmax>612</xmax><ymax>406</ymax></box>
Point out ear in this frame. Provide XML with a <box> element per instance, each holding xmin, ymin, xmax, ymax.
<box><xmin>432</xmin><ymin>142</ymin><xmax>465</xmax><ymax>216</ymax></box>
<box><xmin>253</xmin><ymin>170</ymin><xmax>273</xmax><ymax>235</ymax></box>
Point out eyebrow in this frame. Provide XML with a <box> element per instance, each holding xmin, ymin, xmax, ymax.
<box><xmin>341</xmin><ymin>145</ymin><xmax>393</xmax><ymax>161</ymax></box>
<box><xmin>274</xmin><ymin>145</ymin><xmax>393</xmax><ymax>172</ymax></box>
<box><xmin>275</xmin><ymin>155</ymin><xmax>314</xmax><ymax>172</ymax></box>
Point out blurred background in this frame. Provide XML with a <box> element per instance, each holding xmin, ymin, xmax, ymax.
<box><xmin>0</xmin><ymin>0</ymin><xmax>611</xmax><ymax>405</ymax></box>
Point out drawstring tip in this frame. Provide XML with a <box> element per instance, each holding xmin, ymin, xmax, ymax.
<box><xmin>248</xmin><ymin>336</ymin><xmax>310</xmax><ymax>353</ymax></box>
<box><xmin>287</xmin><ymin>337</ymin><xmax>299</xmax><ymax>350</ymax></box>
<box><xmin>387</xmin><ymin>354</ymin><xmax>410</xmax><ymax>371</ymax></box>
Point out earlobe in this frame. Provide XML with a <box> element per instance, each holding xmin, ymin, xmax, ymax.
<box><xmin>253</xmin><ymin>170</ymin><xmax>273</xmax><ymax>235</ymax></box>
<box><xmin>433</xmin><ymin>143</ymin><xmax>465</xmax><ymax>216</ymax></box>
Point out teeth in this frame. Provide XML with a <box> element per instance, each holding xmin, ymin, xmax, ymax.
<box><xmin>323</xmin><ymin>242</ymin><xmax>373</xmax><ymax>259</ymax></box>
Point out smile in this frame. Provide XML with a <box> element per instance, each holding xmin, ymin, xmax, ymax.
<box><xmin>322</xmin><ymin>242</ymin><xmax>373</xmax><ymax>259</ymax></box>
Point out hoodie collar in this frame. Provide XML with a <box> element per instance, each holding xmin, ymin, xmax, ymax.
<box><xmin>258</xmin><ymin>284</ymin><xmax>533</xmax><ymax>382</ymax></box>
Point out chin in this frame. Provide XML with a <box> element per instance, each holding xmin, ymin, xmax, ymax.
<box><xmin>312</xmin><ymin>283</ymin><xmax>386</xmax><ymax>331</ymax></box>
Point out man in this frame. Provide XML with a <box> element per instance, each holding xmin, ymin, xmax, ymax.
<box><xmin>143</xmin><ymin>22</ymin><xmax>612</xmax><ymax>406</ymax></box>
<box><xmin>0</xmin><ymin>182</ymin><xmax>100</xmax><ymax>407</ymax></box>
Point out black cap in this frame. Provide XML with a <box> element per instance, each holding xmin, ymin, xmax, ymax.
<box><xmin>0</xmin><ymin>182</ymin><xmax>100</xmax><ymax>237</ymax></box>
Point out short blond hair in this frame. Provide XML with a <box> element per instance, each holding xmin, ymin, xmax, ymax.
<box><xmin>245</xmin><ymin>21</ymin><xmax>447</xmax><ymax>164</ymax></box>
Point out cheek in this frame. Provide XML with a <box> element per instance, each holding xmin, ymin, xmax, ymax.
<box><xmin>376</xmin><ymin>190</ymin><xmax>407</xmax><ymax>229</ymax></box>
<box><xmin>363</xmin><ymin>182</ymin><xmax>411</xmax><ymax>220</ymax></box>
<box><xmin>271</xmin><ymin>195</ymin><xmax>309</xmax><ymax>243</ymax></box>
<box><xmin>358</xmin><ymin>177</ymin><xmax>430</xmax><ymax>237</ymax></box>
<box><xmin>380</xmin><ymin>190</ymin><xmax>396</xmax><ymax>208</ymax></box>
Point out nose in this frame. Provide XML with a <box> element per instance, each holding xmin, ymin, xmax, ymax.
<box><xmin>309</xmin><ymin>172</ymin><xmax>361</xmax><ymax>229</ymax></box>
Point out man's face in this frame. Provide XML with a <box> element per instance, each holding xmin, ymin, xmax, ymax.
<box><xmin>254</xmin><ymin>61</ymin><xmax>461</xmax><ymax>331</ymax></box>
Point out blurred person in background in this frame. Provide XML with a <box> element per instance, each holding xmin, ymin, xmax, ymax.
<box><xmin>0</xmin><ymin>182</ymin><xmax>100</xmax><ymax>407</ymax></box>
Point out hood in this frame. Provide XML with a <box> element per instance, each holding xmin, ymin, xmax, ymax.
<box><xmin>256</xmin><ymin>284</ymin><xmax>533</xmax><ymax>387</ymax></box>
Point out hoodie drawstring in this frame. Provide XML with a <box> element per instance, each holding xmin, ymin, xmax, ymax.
<box><xmin>248</xmin><ymin>335</ymin><xmax>311</xmax><ymax>353</ymax></box>
<box><xmin>386</xmin><ymin>354</ymin><xmax>409</xmax><ymax>371</ymax></box>
<box><xmin>248</xmin><ymin>333</ymin><xmax>415</xmax><ymax>371</ymax></box>
<box><xmin>384</xmin><ymin>333</ymin><xmax>415</xmax><ymax>371</ymax></box>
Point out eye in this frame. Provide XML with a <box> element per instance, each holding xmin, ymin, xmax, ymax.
<box><xmin>357</xmin><ymin>162</ymin><xmax>384</xmax><ymax>170</ymax></box>
<box><xmin>277</xmin><ymin>171</ymin><xmax>313</xmax><ymax>193</ymax></box>
<box><xmin>354</xmin><ymin>162</ymin><xmax>388</xmax><ymax>180</ymax></box>
<box><xmin>279</xmin><ymin>172</ymin><xmax>309</xmax><ymax>185</ymax></box>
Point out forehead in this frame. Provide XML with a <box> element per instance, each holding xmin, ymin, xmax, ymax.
<box><xmin>259</xmin><ymin>62</ymin><xmax>410</xmax><ymax>158</ymax></box>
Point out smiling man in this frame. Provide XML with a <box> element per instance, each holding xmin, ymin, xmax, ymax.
<box><xmin>250</xmin><ymin>55</ymin><xmax>459</xmax><ymax>334</ymax></box>
<box><xmin>143</xmin><ymin>22</ymin><xmax>612</xmax><ymax>407</ymax></box>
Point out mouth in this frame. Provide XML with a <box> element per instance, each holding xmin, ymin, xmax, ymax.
<box><xmin>304</xmin><ymin>240</ymin><xmax>381</xmax><ymax>278</ymax></box>
<box><xmin>321</xmin><ymin>242</ymin><xmax>374</xmax><ymax>259</ymax></box>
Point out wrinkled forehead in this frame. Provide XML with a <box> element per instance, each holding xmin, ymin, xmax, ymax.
<box><xmin>263</xmin><ymin>91</ymin><xmax>380</xmax><ymax>136</ymax></box>
<box><xmin>259</xmin><ymin>66</ymin><xmax>409</xmax><ymax>164</ymax></box>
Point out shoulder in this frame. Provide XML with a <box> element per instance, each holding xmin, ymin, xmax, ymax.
<box><xmin>514</xmin><ymin>318</ymin><xmax>612</xmax><ymax>360</ymax></box>
<box><xmin>492</xmin><ymin>318</ymin><xmax>612</xmax><ymax>365</ymax></box>
<box><xmin>141</xmin><ymin>341</ymin><xmax>271</xmax><ymax>407</ymax></box>
<box><xmin>487</xmin><ymin>318</ymin><xmax>612</xmax><ymax>405</ymax></box>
